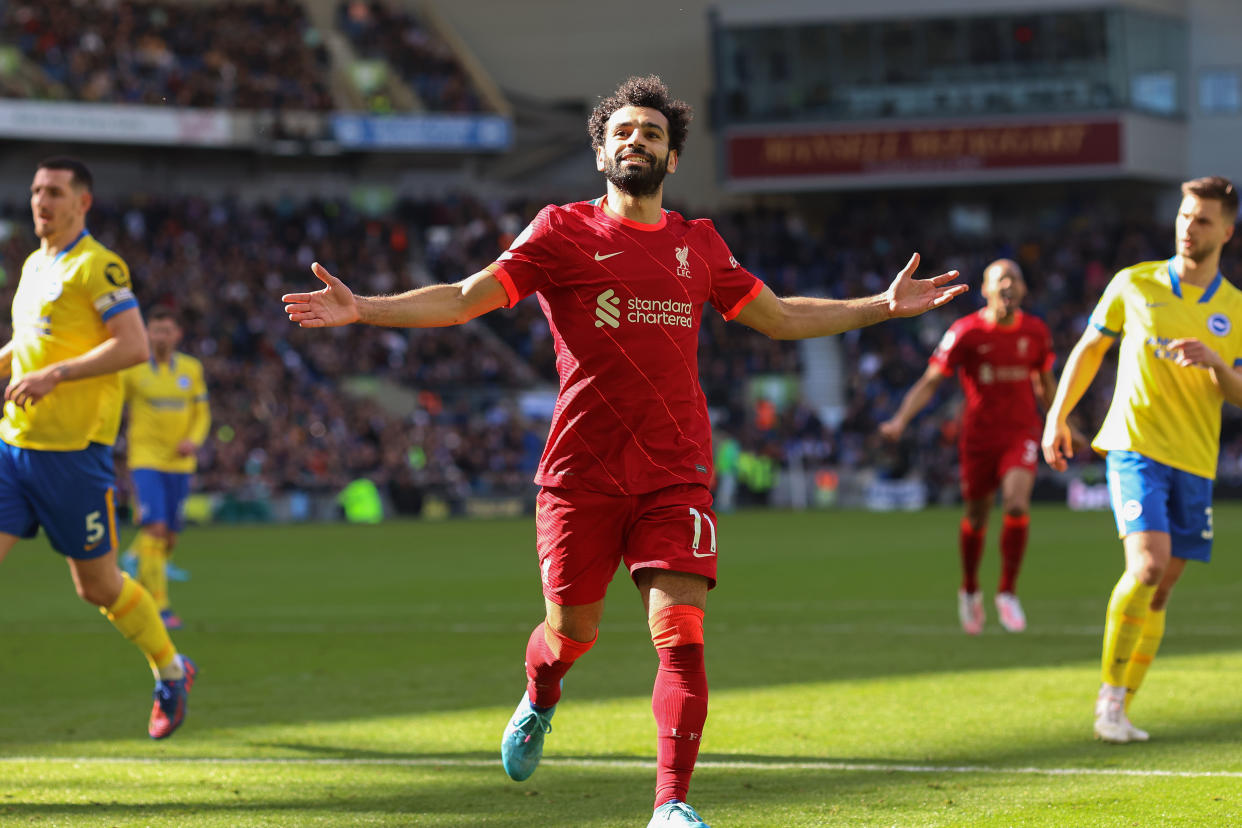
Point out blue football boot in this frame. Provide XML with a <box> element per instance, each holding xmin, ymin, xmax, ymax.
<box><xmin>648</xmin><ymin>800</ymin><xmax>711</xmax><ymax>827</ymax></box>
<box><xmin>149</xmin><ymin>655</ymin><xmax>197</xmax><ymax>739</ymax></box>
<box><xmin>501</xmin><ymin>691</ymin><xmax>554</xmax><ymax>781</ymax></box>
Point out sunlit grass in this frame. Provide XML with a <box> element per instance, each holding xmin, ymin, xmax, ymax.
<box><xmin>2</xmin><ymin>506</ymin><xmax>1240</xmax><ymax>825</ymax></box>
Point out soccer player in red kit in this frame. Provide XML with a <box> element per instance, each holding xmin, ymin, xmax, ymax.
<box><xmin>283</xmin><ymin>75</ymin><xmax>966</xmax><ymax>828</ymax></box>
<box><xmin>880</xmin><ymin>260</ymin><xmax>1056</xmax><ymax>635</ymax></box>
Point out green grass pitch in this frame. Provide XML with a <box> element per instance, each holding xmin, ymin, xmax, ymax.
<box><xmin>1</xmin><ymin>505</ymin><xmax>1240</xmax><ymax>826</ymax></box>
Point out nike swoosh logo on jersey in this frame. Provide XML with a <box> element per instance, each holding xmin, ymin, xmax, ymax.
<box><xmin>594</xmin><ymin>251</ymin><xmax>623</xmax><ymax>261</ymax></box>
<box><xmin>691</xmin><ymin>549</ymin><xmax>717</xmax><ymax>558</ymax></box>
<box><xmin>1145</xmin><ymin>301</ymin><xmax>1167</xmax><ymax>308</ymax></box>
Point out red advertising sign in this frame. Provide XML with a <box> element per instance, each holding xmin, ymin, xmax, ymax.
<box><xmin>727</xmin><ymin>120</ymin><xmax>1122</xmax><ymax>180</ymax></box>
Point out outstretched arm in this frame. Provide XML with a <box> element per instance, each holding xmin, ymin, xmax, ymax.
<box><xmin>1042</xmin><ymin>326</ymin><xmax>1114</xmax><ymax>471</ymax></box>
<box><xmin>283</xmin><ymin>262</ymin><xmax>509</xmax><ymax>329</ymax></box>
<box><xmin>733</xmin><ymin>253</ymin><xmax>965</xmax><ymax>340</ymax></box>
<box><xmin>878</xmin><ymin>364</ymin><xmax>947</xmax><ymax>441</ymax></box>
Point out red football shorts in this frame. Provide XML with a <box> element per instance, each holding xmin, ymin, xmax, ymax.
<box><xmin>535</xmin><ymin>484</ymin><xmax>718</xmax><ymax>606</ymax></box>
<box><xmin>959</xmin><ymin>434</ymin><xmax>1039</xmax><ymax>500</ymax></box>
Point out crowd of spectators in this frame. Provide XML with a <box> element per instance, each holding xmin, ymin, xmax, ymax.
<box><xmin>2</xmin><ymin>0</ymin><xmax>333</xmax><ymax>110</ymax></box>
<box><xmin>3</xmin><ymin>185</ymin><xmax>1240</xmax><ymax>516</ymax></box>
<box><xmin>336</xmin><ymin>0</ymin><xmax>485</xmax><ymax>113</ymax></box>
<box><xmin>2</xmin><ymin>0</ymin><xmax>499</xmax><ymax>116</ymax></box>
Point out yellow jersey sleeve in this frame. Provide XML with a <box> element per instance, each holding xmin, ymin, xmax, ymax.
<box><xmin>1089</xmin><ymin>268</ymin><xmax>1129</xmax><ymax>338</ymax></box>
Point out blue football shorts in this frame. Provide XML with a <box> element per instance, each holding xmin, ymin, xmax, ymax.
<box><xmin>0</xmin><ymin>441</ymin><xmax>119</xmax><ymax>560</ymax></box>
<box><xmin>131</xmin><ymin>468</ymin><xmax>192</xmax><ymax>533</ymax></box>
<box><xmin>1106</xmin><ymin>450</ymin><xmax>1214</xmax><ymax>562</ymax></box>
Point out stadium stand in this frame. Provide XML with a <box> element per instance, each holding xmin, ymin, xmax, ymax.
<box><xmin>1</xmin><ymin>0</ymin><xmax>334</xmax><ymax>109</ymax></box>
<box><xmin>334</xmin><ymin>0</ymin><xmax>489</xmax><ymax>113</ymax></box>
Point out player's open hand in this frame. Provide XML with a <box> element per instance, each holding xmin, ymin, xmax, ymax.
<box><xmin>282</xmin><ymin>263</ymin><xmax>360</xmax><ymax>328</ymax></box>
<box><xmin>1041</xmin><ymin>418</ymin><xmax>1074</xmax><ymax>472</ymax></box>
<box><xmin>885</xmin><ymin>253</ymin><xmax>967</xmax><ymax>318</ymax></box>
<box><xmin>1168</xmin><ymin>338</ymin><xmax>1224</xmax><ymax>370</ymax></box>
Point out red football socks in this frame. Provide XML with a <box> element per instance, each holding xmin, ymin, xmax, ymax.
<box><xmin>998</xmin><ymin>513</ymin><xmax>1030</xmax><ymax>594</ymax></box>
<box><xmin>524</xmin><ymin>622</ymin><xmax>596</xmax><ymax>709</ymax></box>
<box><xmin>959</xmin><ymin>518</ymin><xmax>986</xmax><ymax>594</ymax></box>
<box><xmin>650</xmin><ymin>606</ymin><xmax>708</xmax><ymax>808</ymax></box>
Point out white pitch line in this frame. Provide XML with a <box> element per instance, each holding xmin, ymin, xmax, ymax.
<box><xmin>3</xmin><ymin>755</ymin><xmax>1240</xmax><ymax>779</ymax></box>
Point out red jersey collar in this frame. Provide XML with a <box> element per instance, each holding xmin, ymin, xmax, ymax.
<box><xmin>594</xmin><ymin>195</ymin><xmax>667</xmax><ymax>231</ymax></box>
<box><xmin>980</xmin><ymin>308</ymin><xmax>1023</xmax><ymax>330</ymax></box>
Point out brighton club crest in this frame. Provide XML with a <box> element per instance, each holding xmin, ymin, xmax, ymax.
<box><xmin>1207</xmin><ymin>313</ymin><xmax>1231</xmax><ymax>337</ymax></box>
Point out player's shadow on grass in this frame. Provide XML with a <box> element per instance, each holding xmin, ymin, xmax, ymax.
<box><xmin>239</xmin><ymin>706</ymin><xmax>1242</xmax><ymax>770</ymax></box>
<box><xmin>251</xmin><ymin>740</ymin><xmax>498</xmax><ymax>762</ymax></box>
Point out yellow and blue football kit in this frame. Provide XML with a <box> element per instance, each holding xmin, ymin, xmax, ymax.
<box><xmin>0</xmin><ymin>228</ymin><xmax>187</xmax><ymax>723</ymax></box>
<box><xmin>122</xmin><ymin>353</ymin><xmax>209</xmax><ymax>615</ymax></box>
<box><xmin>1089</xmin><ymin>257</ymin><xmax>1242</xmax><ymax>712</ymax></box>
<box><xmin>1089</xmin><ymin>258</ymin><xmax>1242</xmax><ymax>561</ymax></box>
<box><xmin>0</xmin><ymin>230</ymin><xmax>136</xmax><ymax>559</ymax></box>
<box><xmin>123</xmin><ymin>352</ymin><xmax>210</xmax><ymax>530</ymax></box>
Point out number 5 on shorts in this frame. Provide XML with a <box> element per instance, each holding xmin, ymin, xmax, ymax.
<box><xmin>689</xmin><ymin>507</ymin><xmax>716</xmax><ymax>558</ymax></box>
<box><xmin>86</xmin><ymin>510</ymin><xmax>106</xmax><ymax>544</ymax></box>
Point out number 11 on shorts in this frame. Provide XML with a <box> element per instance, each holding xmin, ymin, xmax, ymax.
<box><xmin>689</xmin><ymin>507</ymin><xmax>716</xmax><ymax>558</ymax></box>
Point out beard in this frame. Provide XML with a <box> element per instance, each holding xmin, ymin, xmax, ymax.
<box><xmin>603</xmin><ymin>150</ymin><xmax>669</xmax><ymax>197</ymax></box>
<box><xmin>1180</xmin><ymin>238</ymin><xmax>1218</xmax><ymax>263</ymax></box>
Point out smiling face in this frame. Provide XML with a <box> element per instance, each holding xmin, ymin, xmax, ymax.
<box><xmin>595</xmin><ymin>105</ymin><xmax>678</xmax><ymax>198</ymax></box>
<box><xmin>30</xmin><ymin>166</ymin><xmax>91</xmax><ymax>248</ymax></box>
<box><xmin>1175</xmin><ymin>194</ymin><xmax>1235</xmax><ymax>264</ymax></box>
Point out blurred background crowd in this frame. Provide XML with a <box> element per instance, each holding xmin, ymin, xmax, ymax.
<box><xmin>0</xmin><ymin>0</ymin><xmax>1239</xmax><ymax>518</ymax></box>
<box><xmin>6</xmin><ymin>186</ymin><xmax>1238</xmax><ymax>515</ymax></box>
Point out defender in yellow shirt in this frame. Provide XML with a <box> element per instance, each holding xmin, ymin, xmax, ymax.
<box><xmin>0</xmin><ymin>158</ymin><xmax>195</xmax><ymax>739</ymax></box>
<box><xmin>1044</xmin><ymin>176</ymin><xmax>1242</xmax><ymax>744</ymax></box>
<box><xmin>122</xmin><ymin>306</ymin><xmax>210</xmax><ymax>630</ymax></box>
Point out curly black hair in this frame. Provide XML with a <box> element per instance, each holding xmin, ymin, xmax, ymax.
<box><xmin>588</xmin><ymin>75</ymin><xmax>693</xmax><ymax>155</ymax></box>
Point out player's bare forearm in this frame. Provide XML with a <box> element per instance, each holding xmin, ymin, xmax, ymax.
<box><xmin>1035</xmin><ymin>369</ymin><xmax>1057</xmax><ymax>412</ymax></box>
<box><xmin>6</xmin><ymin>310</ymin><xmax>147</xmax><ymax>407</ymax></box>
<box><xmin>286</xmin><ymin>264</ymin><xmax>507</xmax><ymax>329</ymax></box>
<box><xmin>1208</xmin><ymin>363</ymin><xmax>1242</xmax><ymax>409</ymax></box>
<box><xmin>736</xmin><ymin>254</ymin><xmax>964</xmax><ymax>340</ymax></box>
<box><xmin>742</xmin><ymin>293</ymin><xmax>891</xmax><ymax>340</ymax></box>
<box><xmin>356</xmin><ymin>274</ymin><xmax>506</xmax><ymax>328</ymax></box>
<box><xmin>1046</xmin><ymin>329</ymin><xmax>1112</xmax><ymax>426</ymax></box>
<box><xmin>53</xmin><ymin>309</ymin><xmax>149</xmax><ymax>382</ymax></box>
<box><xmin>1169</xmin><ymin>337</ymin><xmax>1242</xmax><ymax>408</ymax></box>
<box><xmin>53</xmin><ymin>338</ymin><xmax>147</xmax><ymax>383</ymax></box>
<box><xmin>891</xmin><ymin>369</ymin><xmax>944</xmax><ymax>429</ymax></box>
<box><xmin>0</xmin><ymin>340</ymin><xmax>12</xmax><ymax>381</ymax></box>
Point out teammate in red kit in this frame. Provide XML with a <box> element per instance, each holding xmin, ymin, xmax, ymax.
<box><xmin>880</xmin><ymin>260</ymin><xmax>1056</xmax><ymax>635</ymax></box>
<box><xmin>283</xmin><ymin>76</ymin><xmax>966</xmax><ymax>828</ymax></box>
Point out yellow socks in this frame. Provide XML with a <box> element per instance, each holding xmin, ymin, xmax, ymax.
<box><xmin>1100</xmin><ymin>572</ymin><xmax>1157</xmax><ymax>687</ymax></box>
<box><xmin>136</xmin><ymin>530</ymin><xmax>170</xmax><ymax>611</ymax></box>
<box><xmin>1123</xmin><ymin>608</ymin><xmax>1166</xmax><ymax>713</ymax></box>
<box><xmin>101</xmin><ymin>573</ymin><xmax>181</xmax><ymax>679</ymax></box>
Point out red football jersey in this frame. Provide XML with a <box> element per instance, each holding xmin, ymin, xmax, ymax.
<box><xmin>487</xmin><ymin>197</ymin><xmax>763</xmax><ymax>496</ymax></box>
<box><xmin>928</xmin><ymin>309</ymin><xmax>1054</xmax><ymax>449</ymax></box>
